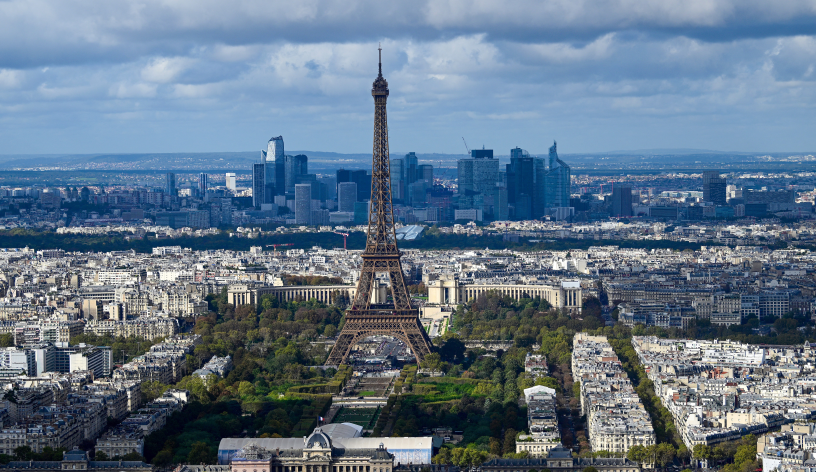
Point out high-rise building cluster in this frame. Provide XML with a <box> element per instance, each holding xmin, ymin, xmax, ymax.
<box><xmin>391</xmin><ymin>152</ymin><xmax>434</xmax><ymax>208</ymax></box>
<box><xmin>246</xmin><ymin>137</ymin><xmax>571</xmax><ymax>226</ymax></box>
<box><xmin>251</xmin><ymin>136</ymin><xmax>337</xmax><ymax>225</ymax></box>
<box><xmin>456</xmin><ymin>141</ymin><xmax>571</xmax><ymax>222</ymax></box>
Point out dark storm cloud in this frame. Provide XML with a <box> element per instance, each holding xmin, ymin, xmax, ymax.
<box><xmin>2</xmin><ymin>0</ymin><xmax>816</xmax><ymax>68</ymax></box>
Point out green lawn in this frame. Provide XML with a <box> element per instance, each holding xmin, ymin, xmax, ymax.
<box><xmin>332</xmin><ymin>407</ymin><xmax>381</xmax><ymax>429</ymax></box>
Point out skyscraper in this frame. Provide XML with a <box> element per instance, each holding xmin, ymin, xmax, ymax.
<box><xmin>458</xmin><ymin>149</ymin><xmax>500</xmax><ymax>217</ymax></box>
<box><xmin>225</xmin><ymin>173</ymin><xmax>237</xmax><ymax>191</ymax></box>
<box><xmin>418</xmin><ymin>164</ymin><xmax>433</xmax><ymax>182</ymax></box>
<box><xmin>612</xmin><ymin>185</ymin><xmax>633</xmax><ymax>217</ymax></box>
<box><xmin>336</xmin><ymin>168</ymin><xmax>371</xmax><ymax>201</ymax></box>
<box><xmin>295</xmin><ymin>184</ymin><xmax>312</xmax><ymax>225</ymax></box>
<box><xmin>408</xmin><ymin>180</ymin><xmax>429</xmax><ymax>206</ymax></box>
<box><xmin>508</xmin><ymin>148</ymin><xmax>535</xmax><ymax>219</ymax></box>
<box><xmin>338</xmin><ymin>182</ymin><xmax>358</xmax><ymax>212</ymax></box>
<box><xmin>533</xmin><ymin>157</ymin><xmax>546</xmax><ymax>218</ymax></box>
<box><xmin>198</xmin><ymin>173</ymin><xmax>208</xmax><ymax>196</ymax></box>
<box><xmin>390</xmin><ymin>158</ymin><xmax>404</xmax><ymax>201</ymax></box>
<box><xmin>493</xmin><ymin>182</ymin><xmax>509</xmax><ymax>221</ymax></box>
<box><xmin>545</xmin><ymin>141</ymin><xmax>571</xmax><ymax>209</ymax></box>
<box><xmin>354</xmin><ymin>170</ymin><xmax>371</xmax><ymax>201</ymax></box>
<box><xmin>264</xmin><ymin>136</ymin><xmax>285</xmax><ymax>200</ymax></box>
<box><xmin>458</xmin><ymin>149</ymin><xmax>499</xmax><ymax>196</ymax></box>
<box><xmin>252</xmin><ymin>163</ymin><xmax>265</xmax><ymax>208</ymax></box>
<box><xmin>703</xmin><ymin>170</ymin><xmax>727</xmax><ymax>205</ymax></box>
<box><xmin>404</xmin><ymin>152</ymin><xmax>418</xmax><ymax>189</ymax></box>
<box><xmin>318</xmin><ymin>176</ymin><xmax>337</xmax><ymax>201</ymax></box>
<box><xmin>165</xmin><ymin>173</ymin><xmax>176</xmax><ymax>196</ymax></box>
<box><xmin>284</xmin><ymin>154</ymin><xmax>308</xmax><ymax>194</ymax></box>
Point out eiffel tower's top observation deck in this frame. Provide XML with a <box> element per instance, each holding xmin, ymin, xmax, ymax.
<box><xmin>372</xmin><ymin>46</ymin><xmax>389</xmax><ymax>97</ymax></box>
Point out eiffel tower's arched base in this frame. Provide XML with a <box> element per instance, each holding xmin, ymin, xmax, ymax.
<box><xmin>325</xmin><ymin>311</ymin><xmax>433</xmax><ymax>365</ymax></box>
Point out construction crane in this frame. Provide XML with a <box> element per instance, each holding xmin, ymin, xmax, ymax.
<box><xmin>265</xmin><ymin>243</ymin><xmax>293</xmax><ymax>252</ymax></box>
<box><xmin>461</xmin><ymin>137</ymin><xmax>470</xmax><ymax>155</ymax></box>
<box><xmin>333</xmin><ymin>231</ymin><xmax>349</xmax><ymax>250</ymax></box>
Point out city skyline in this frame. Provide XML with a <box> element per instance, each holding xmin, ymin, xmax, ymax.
<box><xmin>1</xmin><ymin>1</ymin><xmax>815</xmax><ymax>155</ymax></box>
<box><xmin>3</xmin><ymin>2</ymin><xmax>816</xmax><ymax>470</ymax></box>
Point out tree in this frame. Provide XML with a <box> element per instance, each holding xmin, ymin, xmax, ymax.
<box><xmin>95</xmin><ymin>451</ymin><xmax>109</xmax><ymax>461</ymax></box>
<box><xmin>432</xmin><ymin>448</ymin><xmax>452</xmax><ymax>465</ymax></box>
<box><xmin>439</xmin><ymin>338</ymin><xmax>466</xmax><ymax>364</ymax></box>
<box><xmin>152</xmin><ymin>450</ymin><xmax>173</xmax><ymax>467</ymax></box>
<box><xmin>535</xmin><ymin>376</ymin><xmax>561</xmax><ymax>393</ymax></box>
<box><xmin>583</xmin><ymin>467</ymin><xmax>599</xmax><ymax>472</ymax></box>
<box><xmin>503</xmin><ymin>429</ymin><xmax>517</xmax><ymax>455</ymax></box>
<box><xmin>656</xmin><ymin>443</ymin><xmax>676</xmax><ymax>470</ymax></box>
<box><xmin>451</xmin><ymin>448</ymin><xmax>465</xmax><ymax>467</ymax></box>
<box><xmin>692</xmin><ymin>444</ymin><xmax>712</xmax><ymax>468</ymax></box>
<box><xmin>0</xmin><ymin>333</ymin><xmax>13</xmax><ymax>347</ymax></box>
<box><xmin>627</xmin><ymin>445</ymin><xmax>648</xmax><ymax>464</ymax></box>
<box><xmin>141</xmin><ymin>380</ymin><xmax>169</xmax><ymax>402</ymax></box>
<box><xmin>420</xmin><ymin>352</ymin><xmax>443</xmax><ymax>372</ymax></box>
<box><xmin>39</xmin><ymin>447</ymin><xmax>64</xmax><ymax>461</ymax></box>
<box><xmin>677</xmin><ymin>445</ymin><xmax>690</xmax><ymax>466</ymax></box>
<box><xmin>13</xmin><ymin>446</ymin><xmax>33</xmax><ymax>461</ymax></box>
<box><xmin>187</xmin><ymin>441</ymin><xmax>214</xmax><ymax>465</ymax></box>
<box><xmin>237</xmin><ymin>380</ymin><xmax>255</xmax><ymax>397</ymax></box>
<box><xmin>120</xmin><ymin>452</ymin><xmax>146</xmax><ymax>461</ymax></box>
<box><xmin>489</xmin><ymin>437</ymin><xmax>502</xmax><ymax>456</ymax></box>
<box><xmin>733</xmin><ymin>443</ymin><xmax>757</xmax><ymax>469</ymax></box>
<box><xmin>176</xmin><ymin>375</ymin><xmax>211</xmax><ymax>403</ymax></box>
<box><xmin>464</xmin><ymin>449</ymin><xmax>488</xmax><ymax>467</ymax></box>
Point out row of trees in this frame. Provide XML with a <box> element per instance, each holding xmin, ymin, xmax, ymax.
<box><xmin>691</xmin><ymin>435</ymin><xmax>759</xmax><ymax>472</ymax></box>
<box><xmin>608</xmin><ymin>338</ymin><xmax>683</xmax><ymax>448</ymax></box>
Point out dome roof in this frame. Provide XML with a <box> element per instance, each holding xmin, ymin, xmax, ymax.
<box><xmin>305</xmin><ymin>429</ymin><xmax>332</xmax><ymax>449</ymax></box>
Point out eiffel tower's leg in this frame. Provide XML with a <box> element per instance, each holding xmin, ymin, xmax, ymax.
<box><xmin>351</xmin><ymin>259</ymin><xmax>376</xmax><ymax>310</ymax></box>
<box><xmin>387</xmin><ymin>260</ymin><xmax>412</xmax><ymax>311</ymax></box>
<box><xmin>326</xmin><ymin>324</ymin><xmax>358</xmax><ymax>365</ymax></box>
<box><xmin>403</xmin><ymin>316</ymin><xmax>433</xmax><ymax>360</ymax></box>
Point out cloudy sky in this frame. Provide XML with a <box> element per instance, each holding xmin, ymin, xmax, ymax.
<box><xmin>1</xmin><ymin>0</ymin><xmax>815</xmax><ymax>156</ymax></box>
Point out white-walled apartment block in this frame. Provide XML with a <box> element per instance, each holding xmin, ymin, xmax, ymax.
<box><xmin>632</xmin><ymin>336</ymin><xmax>814</xmax><ymax>449</ymax></box>
<box><xmin>572</xmin><ymin>333</ymin><xmax>656</xmax><ymax>454</ymax></box>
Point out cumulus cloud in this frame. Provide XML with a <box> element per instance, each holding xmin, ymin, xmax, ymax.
<box><xmin>141</xmin><ymin>57</ymin><xmax>195</xmax><ymax>83</ymax></box>
<box><xmin>110</xmin><ymin>82</ymin><xmax>157</xmax><ymax>99</ymax></box>
<box><xmin>0</xmin><ymin>69</ymin><xmax>23</xmax><ymax>89</ymax></box>
<box><xmin>0</xmin><ymin>0</ymin><xmax>815</xmax><ymax>153</ymax></box>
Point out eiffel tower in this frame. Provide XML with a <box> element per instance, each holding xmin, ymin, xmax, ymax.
<box><xmin>325</xmin><ymin>48</ymin><xmax>434</xmax><ymax>366</ymax></box>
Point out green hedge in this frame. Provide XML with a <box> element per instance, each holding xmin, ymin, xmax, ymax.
<box><xmin>286</xmin><ymin>365</ymin><xmax>353</xmax><ymax>396</ymax></box>
<box><xmin>416</xmin><ymin>377</ymin><xmax>482</xmax><ymax>385</ymax></box>
<box><xmin>372</xmin><ymin>395</ymin><xmax>398</xmax><ymax>436</ymax></box>
<box><xmin>411</xmin><ymin>384</ymin><xmax>440</xmax><ymax>395</ymax></box>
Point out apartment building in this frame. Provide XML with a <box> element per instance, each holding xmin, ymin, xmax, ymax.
<box><xmin>572</xmin><ymin>333</ymin><xmax>656</xmax><ymax>454</ymax></box>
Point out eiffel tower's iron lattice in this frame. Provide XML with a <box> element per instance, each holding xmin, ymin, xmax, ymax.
<box><xmin>325</xmin><ymin>49</ymin><xmax>434</xmax><ymax>366</ymax></box>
